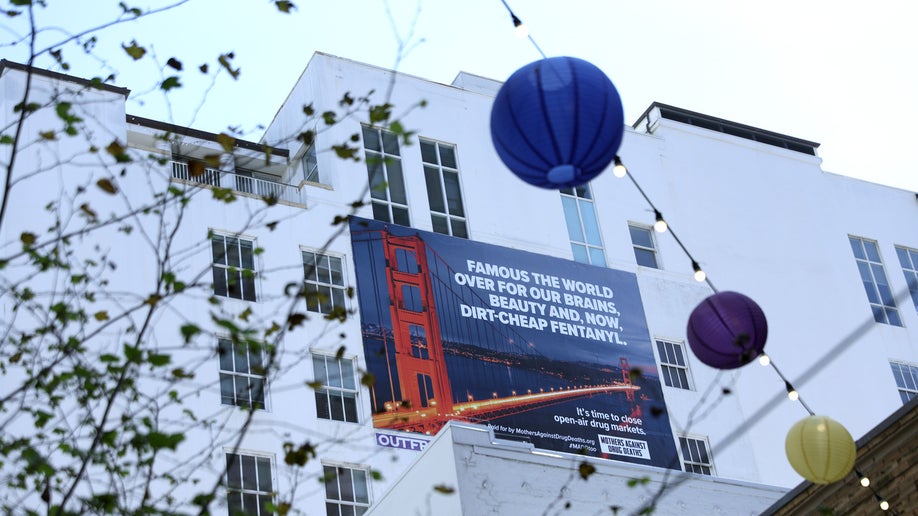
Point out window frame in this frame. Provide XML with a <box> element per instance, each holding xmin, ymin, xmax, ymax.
<box><xmin>849</xmin><ymin>236</ymin><xmax>901</xmax><ymax>326</ymax></box>
<box><xmin>678</xmin><ymin>434</ymin><xmax>715</xmax><ymax>476</ymax></box>
<box><xmin>362</xmin><ymin>125</ymin><xmax>409</xmax><ymax>226</ymax></box>
<box><xmin>654</xmin><ymin>339</ymin><xmax>693</xmax><ymax>390</ymax></box>
<box><xmin>895</xmin><ymin>245</ymin><xmax>918</xmax><ymax>314</ymax></box>
<box><xmin>890</xmin><ymin>360</ymin><xmax>918</xmax><ymax>404</ymax></box>
<box><xmin>217</xmin><ymin>337</ymin><xmax>268</xmax><ymax>410</ymax></box>
<box><xmin>211</xmin><ymin>231</ymin><xmax>259</xmax><ymax>302</ymax></box>
<box><xmin>420</xmin><ymin>137</ymin><xmax>468</xmax><ymax>238</ymax></box>
<box><xmin>302</xmin><ymin>248</ymin><xmax>348</xmax><ymax>316</ymax></box>
<box><xmin>628</xmin><ymin>223</ymin><xmax>660</xmax><ymax>269</ymax></box>
<box><xmin>312</xmin><ymin>351</ymin><xmax>360</xmax><ymax>424</ymax></box>
<box><xmin>225</xmin><ymin>451</ymin><xmax>275</xmax><ymax>516</ymax></box>
<box><xmin>322</xmin><ymin>463</ymin><xmax>371</xmax><ymax>516</ymax></box>
<box><xmin>559</xmin><ymin>183</ymin><xmax>606</xmax><ymax>266</ymax></box>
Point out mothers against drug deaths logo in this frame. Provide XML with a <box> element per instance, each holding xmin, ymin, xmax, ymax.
<box><xmin>349</xmin><ymin>217</ymin><xmax>678</xmax><ymax>468</ymax></box>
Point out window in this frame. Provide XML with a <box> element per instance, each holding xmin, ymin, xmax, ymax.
<box><xmin>218</xmin><ymin>338</ymin><xmax>266</xmax><ymax>410</ymax></box>
<box><xmin>212</xmin><ymin>233</ymin><xmax>257</xmax><ymax>302</ymax></box>
<box><xmin>656</xmin><ymin>340</ymin><xmax>692</xmax><ymax>390</ymax></box>
<box><xmin>420</xmin><ymin>139</ymin><xmax>467</xmax><ymax>238</ymax></box>
<box><xmin>313</xmin><ymin>353</ymin><xmax>359</xmax><ymax>423</ymax></box>
<box><xmin>362</xmin><ymin>126</ymin><xmax>408</xmax><ymax>225</ymax></box>
<box><xmin>302</xmin><ymin>143</ymin><xmax>320</xmax><ymax>183</ymax></box>
<box><xmin>849</xmin><ymin>236</ymin><xmax>901</xmax><ymax>326</ymax></box>
<box><xmin>895</xmin><ymin>245</ymin><xmax>918</xmax><ymax>313</ymax></box>
<box><xmin>678</xmin><ymin>435</ymin><xmax>714</xmax><ymax>476</ymax></box>
<box><xmin>303</xmin><ymin>251</ymin><xmax>346</xmax><ymax>315</ymax></box>
<box><xmin>629</xmin><ymin>224</ymin><xmax>659</xmax><ymax>268</ymax></box>
<box><xmin>890</xmin><ymin>361</ymin><xmax>918</xmax><ymax>404</ymax></box>
<box><xmin>323</xmin><ymin>464</ymin><xmax>370</xmax><ymax>516</ymax></box>
<box><xmin>560</xmin><ymin>184</ymin><xmax>605</xmax><ymax>265</ymax></box>
<box><xmin>226</xmin><ymin>452</ymin><xmax>274</xmax><ymax>516</ymax></box>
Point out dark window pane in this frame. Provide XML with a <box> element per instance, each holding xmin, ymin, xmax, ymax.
<box><xmin>629</xmin><ymin>226</ymin><xmax>654</xmax><ymax>248</ymax></box>
<box><xmin>339</xmin><ymin>468</ymin><xmax>355</xmax><ymax>502</ymax></box>
<box><xmin>257</xmin><ymin>457</ymin><xmax>273</xmax><ymax>491</ymax></box>
<box><xmin>431</xmin><ymin>214</ymin><xmax>449</xmax><ymax>235</ymax></box>
<box><xmin>386</xmin><ymin>160</ymin><xmax>406</xmax><ymax>204</ymax></box>
<box><xmin>849</xmin><ymin>237</ymin><xmax>865</xmax><ymax>259</ymax></box>
<box><xmin>864</xmin><ymin>240</ymin><xmax>881</xmax><ymax>262</ymax></box>
<box><xmin>371</xmin><ymin>201</ymin><xmax>390</xmax><ymax>223</ymax></box>
<box><xmin>452</xmin><ymin>219</ymin><xmax>468</xmax><ymax>239</ymax></box>
<box><xmin>213</xmin><ymin>266</ymin><xmax>227</xmax><ymax>297</ymax></box>
<box><xmin>420</xmin><ymin>140</ymin><xmax>437</xmax><ymax>164</ymax></box>
<box><xmin>212</xmin><ymin>237</ymin><xmax>227</xmax><ymax>265</ymax></box>
<box><xmin>362</xmin><ymin>126</ymin><xmax>380</xmax><ymax>152</ymax></box>
<box><xmin>344</xmin><ymin>395</ymin><xmax>358</xmax><ymax>423</ymax></box>
<box><xmin>241</xmin><ymin>455</ymin><xmax>257</xmax><ymax>490</ymax></box>
<box><xmin>324</xmin><ymin>466</ymin><xmax>340</xmax><ymax>499</ymax></box>
<box><xmin>381</xmin><ymin>131</ymin><xmax>399</xmax><ymax>155</ymax></box>
<box><xmin>634</xmin><ymin>248</ymin><xmax>657</xmax><ymax>268</ymax></box>
<box><xmin>443</xmin><ymin>171</ymin><xmax>464</xmax><ymax>216</ymax></box>
<box><xmin>316</xmin><ymin>392</ymin><xmax>331</xmax><ymax>419</ymax></box>
<box><xmin>425</xmin><ymin>166</ymin><xmax>445</xmax><ymax>213</ymax></box>
<box><xmin>439</xmin><ymin>144</ymin><xmax>457</xmax><ymax>169</ymax></box>
<box><xmin>226</xmin><ymin>454</ymin><xmax>241</xmax><ymax>489</ymax></box>
<box><xmin>329</xmin><ymin>393</ymin><xmax>344</xmax><ymax>421</ymax></box>
<box><xmin>392</xmin><ymin>206</ymin><xmax>410</xmax><ymax>226</ymax></box>
<box><xmin>220</xmin><ymin>374</ymin><xmax>236</xmax><ymax>405</ymax></box>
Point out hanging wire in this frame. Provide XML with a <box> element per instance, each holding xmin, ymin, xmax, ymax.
<box><xmin>498</xmin><ymin>0</ymin><xmax>547</xmax><ymax>58</ymax></box>
<box><xmin>486</xmin><ymin>4</ymin><xmax>902</xmax><ymax>511</ymax></box>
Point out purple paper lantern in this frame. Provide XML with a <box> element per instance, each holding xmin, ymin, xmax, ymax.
<box><xmin>686</xmin><ymin>291</ymin><xmax>767</xmax><ymax>369</ymax></box>
<box><xmin>490</xmin><ymin>56</ymin><xmax>624</xmax><ymax>189</ymax></box>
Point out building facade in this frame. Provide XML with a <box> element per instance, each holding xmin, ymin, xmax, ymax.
<box><xmin>0</xmin><ymin>52</ymin><xmax>915</xmax><ymax>515</ymax></box>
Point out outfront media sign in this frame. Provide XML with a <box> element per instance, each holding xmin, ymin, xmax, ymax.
<box><xmin>349</xmin><ymin>217</ymin><xmax>678</xmax><ymax>468</ymax></box>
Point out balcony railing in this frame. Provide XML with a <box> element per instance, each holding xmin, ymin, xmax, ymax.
<box><xmin>171</xmin><ymin>161</ymin><xmax>305</xmax><ymax>205</ymax></box>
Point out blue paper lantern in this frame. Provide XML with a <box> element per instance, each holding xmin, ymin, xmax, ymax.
<box><xmin>686</xmin><ymin>291</ymin><xmax>768</xmax><ymax>369</ymax></box>
<box><xmin>490</xmin><ymin>56</ymin><xmax>625</xmax><ymax>189</ymax></box>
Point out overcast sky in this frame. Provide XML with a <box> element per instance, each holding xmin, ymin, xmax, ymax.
<box><xmin>8</xmin><ymin>0</ymin><xmax>917</xmax><ymax>192</ymax></box>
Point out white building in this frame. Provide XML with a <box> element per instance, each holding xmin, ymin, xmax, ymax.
<box><xmin>0</xmin><ymin>52</ymin><xmax>915</xmax><ymax>515</ymax></box>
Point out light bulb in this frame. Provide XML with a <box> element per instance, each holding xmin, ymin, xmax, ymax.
<box><xmin>758</xmin><ymin>354</ymin><xmax>770</xmax><ymax>366</ymax></box>
<box><xmin>612</xmin><ymin>156</ymin><xmax>627</xmax><ymax>178</ymax></box>
<box><xmin>879</xmin><ymin>500</ymin><xmax>889</xmax><ymax>511</ymax></box>
<box><xmin>859</xmin><ymin>476</ymin><xmax>870</xmax><ymax>487</ymax></box>
<box><xmin>691</xmin><ymin>261</ymin><xmax>705</xmax><ymax>282</ymax></box>
<box><xmin>654</xmin><ymin>211</ymin><xmax>668</xmax><ymax>233</ymax></box>
<box><xmin>785</xmin><ymin>381</ymin><xmax>799</xmax><ymax>401</ymax></box>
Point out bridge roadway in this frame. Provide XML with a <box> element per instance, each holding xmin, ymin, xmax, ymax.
<box><xmin>373</xmin><ymin>383</ymin><xmax>640</xmax><ymax>433</ymax></box>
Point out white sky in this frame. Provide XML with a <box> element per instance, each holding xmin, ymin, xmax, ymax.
<box><xmin>8</xmin><ymin>0</ymin><xmax>918</xmax><ymax>191</ymax></box>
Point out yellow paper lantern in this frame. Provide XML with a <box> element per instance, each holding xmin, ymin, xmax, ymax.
<box><xmin>785</xmin><ymin>415</ymin><xmax>856</xmax><ymax>484</ymax></box>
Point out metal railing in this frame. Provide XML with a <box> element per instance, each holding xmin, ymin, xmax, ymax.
<box><xmin>171</xmin><ymin>161</ymin><xmax>305</xmax><ymax>205</ymax></box>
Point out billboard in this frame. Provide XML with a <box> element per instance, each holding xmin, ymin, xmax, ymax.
<box><xmin>349</xmin><ymin>217</ymin><xmax>679</xmax><ymax>468</ymax></box>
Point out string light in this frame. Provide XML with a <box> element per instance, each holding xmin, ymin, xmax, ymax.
<box><xmin>785</xmin><ymin>381</ymin><xmax>799</xmax><ymax>401</ymax></box>
<box><xmin>856</xmin><ymin>469</ymin><xmax>870</xmax><ymax>487</ymax></box>
<box><xmin>692</xmin><ymin>261</ymin><xmax>706</xmax><ymax>282</ymax></box>
<box><xmin>511</xmin><ymin>14</ymin><xmax>529</xmax><ymax>38</ymax></box>
<box><xmin>653</xmin><ymin>210</ymin><xmax>668</xmax><ymax>233</ymax></box>
<box><xmin>875</xmin><ymin>494</ymin><xmax>889</xmax><ymax>511</ymax></box>
<box><xmin>488</xmin><ymin>6</ymin><xmax>901</xmax><ymax>510</ymax></box>
<box><xmin>613</xmin><ymin>155</ymin><xmax>627</xmax><ymax>178</ymax></box>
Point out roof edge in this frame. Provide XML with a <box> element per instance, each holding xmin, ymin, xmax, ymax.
<box><xmin>127</xmin><ymin>114</ymin><xmax>289</xmax><ymax>158</ymax></box>
<box><xmin>0</xmin><ymin>59</ymin><xmax>131</xmax><ymax>98</ymax></box>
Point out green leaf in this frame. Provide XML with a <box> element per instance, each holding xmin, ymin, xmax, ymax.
<box><xmin>20</xmin><ymin>232</ymin><xmax>36</xmax><ymax>245</ymax></box>
<box><xmin>122</xmin><ymin>40</ymin><xmax>146</xmax><ymax>60</ymax></box>
<box><xmin>94</xmin><ymin>311</ymin><xmax>109</xmax><ymax>321</ymax></box>
<box><xmin>433</xmin><ymin>484</ymin><xmax>455</xmax><ymax>494</ymax></box>
<box><xmin>578</xmin><ymin>462</ymin><xmax>596</xmax><ymax>480</ymax></box>
<box><xmin>275</xmin><ymin>1</ymin><xmax>295</xmax><ymax>12</ymax></box>
<box><xmin>161</xmin><ymin>76</ymin><xmax>182</xmax><ymax>91</ymax></box>
<box><xmin>147</xmin><ymin>431</ymin><xmax>185</xmax><ymax>450</ymax></box>
<box><xmin>216</xmin><ymin>132</ymin><xmax>235</xmax><ymax>152</ymax></box>
<box><xmin>218</xmin><ymin>52</ymin><xmax>240</xmax><ymax>80</ymax></box>
<box><xmin>149</xmin><ymin>353</ymin><xmax>171</xmax><ymax>367</ymax></box>
<box><xmin>166</xmin><ymin>57</ymin><xmax>183</xmax><ymax>71</ymax></box>
<box><xmin>96</xmin><ymin>178</ymin><xmax>118</xmax><ymax>194</ymax></box>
